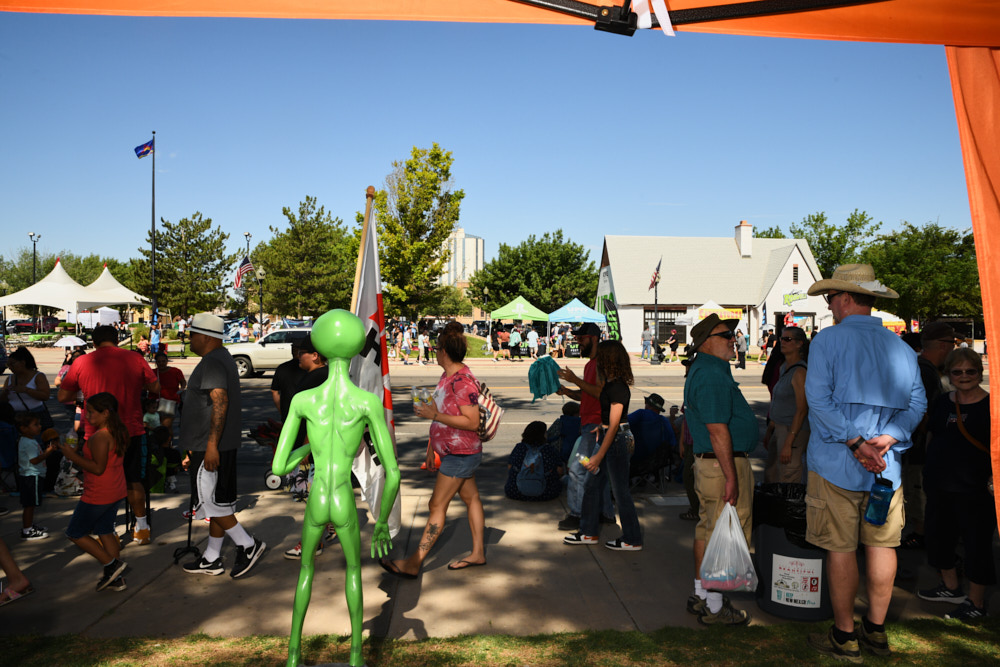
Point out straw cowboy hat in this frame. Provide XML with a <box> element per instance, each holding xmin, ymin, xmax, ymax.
<box><xmin>807</xmin><ymin>263</ymin><xmax>899</xmax><ymax>300</ymax></box>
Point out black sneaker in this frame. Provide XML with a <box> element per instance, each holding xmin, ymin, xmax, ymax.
<box><xmin>183</xmin><ymin>556</ymin><xmax>225</xmax><ymax>576</ymax></box>
<box><xmin>106</xmin><ymin>577</ymin><xmax>127</xmax><ymax>592</ymax></box>
<box><xmin>21</xmin><ymin>526</ymin><xmax>48</xmax><ymax>541</ymax></box>
<box><xmin>807</xmin><ymin>627</ymin><xmax>861</xmax><ymax>663</ymax></box>
<box><xmin>231</xmin><ymin>537</ymin><xmax>266</xmax><ymax>579</ymax></box>
<box><xmin>557</xmin><ymin>515</ymin><xmax>580</xmax><ymax>531</ymax></box>
<box><xmin>96</xmin><ymin>559</ymin><xmax>128</xmax><ymax>591</ymax></box>
<box><xmin>945</xmin><ymin>599</ymin><xmax>987</xmax><ymax>621</ymax></box>
<box><xmin>918</xmin><ymin>583</ymin><xmax>967</xmax><ymax>603</ymax></box>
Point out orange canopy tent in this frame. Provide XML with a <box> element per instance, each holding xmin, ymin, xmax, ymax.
<box><xmin>5</xmin><ymin>0</ymin><xmax>1000</xmax><ymax>517</ymax></box>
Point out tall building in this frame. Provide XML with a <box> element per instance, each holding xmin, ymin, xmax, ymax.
<box><xmin>440</xmin><ymin>227</ymin><xmax>484</xmax><ymax>286</ymax></box>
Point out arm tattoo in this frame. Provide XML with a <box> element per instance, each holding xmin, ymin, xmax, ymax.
<box><xmin>209</xmin><ymin>388</ymin><xmax>228</xmax><ymax>445</ymax></box>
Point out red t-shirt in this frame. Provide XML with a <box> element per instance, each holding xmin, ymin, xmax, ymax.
<box><xmin>580</xmin><ymin>358</ymin><xmax>600</xmax><ymax>426</ymax></box>
<box><xmin>81</xmin><ymin>431</ymin><xmax>126</xmax><ymax>505</ymax></box>
<box><xmin>153</xmin><ymin>366</ymin><xmax>185</xmax><ymax>401</ymax></box>
<box><xmin>61</xmin><ymin>346</ymin><xmax>158</xmax><ymax>438</ymax></box>
<box><xmin>429</xmin><ymin>365</ymin><xmax>482</xmax><ymax>456</ymax></box>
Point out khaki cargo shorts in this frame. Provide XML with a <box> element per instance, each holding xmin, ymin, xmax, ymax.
<box><xmin>694</xmin><ymin>455</ymin><xmax>753</xmax><ymax>545</ymax></box>
<box><xmin>805</xmin><ymin>471</ymin><xmax>905</xmax><ymax>552</ymax></box>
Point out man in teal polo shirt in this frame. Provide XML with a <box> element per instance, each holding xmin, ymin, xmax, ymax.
<box><xmin>683</xmin><ymin>313</ymin><xmax>758</xmax><ymax>627</ymax></box>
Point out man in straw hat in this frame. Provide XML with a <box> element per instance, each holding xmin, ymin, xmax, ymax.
<box><xmin>683</xmin><ymin>313</ymin><xmax>758</xmax><ymax>626</ymax></box>
<box><xmin>803</xmin><ymin>264</ymin><xmax>926</xmax><ymax>661</ymax></box>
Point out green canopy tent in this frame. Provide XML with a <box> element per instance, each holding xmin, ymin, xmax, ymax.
<box><xmin>489</xmin><ymin>295</ymin><xmax>549</xmax><ymax>322</ymax></box>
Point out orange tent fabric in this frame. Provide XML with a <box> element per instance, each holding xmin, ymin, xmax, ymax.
<box><xmin>1</xmin><ymin>0</ymin><xmax>998</xmax><ymax>47</ymax></box>
<box><xmin>947</xmin><ymin>46</ymin><xmax>1000</xmax><ymax>525</ymax></box>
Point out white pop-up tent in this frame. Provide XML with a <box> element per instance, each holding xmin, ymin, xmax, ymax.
<box><xmin>82</xmin><ymin>265</ymin><xmax>149</xmax><ymax>308</ymax></box>
<box><xmin>0</xmin><ymin>259</ymin><xmax>149</xmax><ymax>320</ymax></box>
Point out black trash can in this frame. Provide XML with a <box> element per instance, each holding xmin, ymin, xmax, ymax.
<box><xmin>753</xmin><ymin>482</ymin><xmax>833</xmax><ymax>621</ymax></box>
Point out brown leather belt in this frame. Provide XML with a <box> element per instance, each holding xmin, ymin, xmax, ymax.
<box><xmin>696</xmin><ymin>452</ymin><xmax>750</xmax><ymax>459</ymax></box>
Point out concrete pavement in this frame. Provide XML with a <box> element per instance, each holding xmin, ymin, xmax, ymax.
<box><xmin>1</xmin><ymin>346</ymin><xmax>995</xmax><ymax>646</ymax></box>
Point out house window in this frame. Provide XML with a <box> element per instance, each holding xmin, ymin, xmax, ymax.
<box><xmin>793</xmin><ymin>264</ymin><xmax>799</xmax><ymax>284</ymax></box>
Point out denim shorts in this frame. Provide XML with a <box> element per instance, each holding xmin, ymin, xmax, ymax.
<box><xmin>439</xmin><ymin>452</ymin><xmax>482</xmax><ymax>479</ymax></box>
<box><xmin>66</xmin><ymin>499</ymin><xmax>122</xmax><ymax>539</ymax></box>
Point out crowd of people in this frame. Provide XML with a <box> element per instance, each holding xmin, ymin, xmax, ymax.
<box><xmin>0</xmin><ymin>264</ymin><xmax>993</xmax><ymax>662</ymax></box>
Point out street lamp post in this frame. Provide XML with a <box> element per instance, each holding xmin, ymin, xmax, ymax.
<box><xmin>0</xmin><ymin>280</ymin><xmax>8</xmax><ymax>333</ymax></box>
<box><xmin>483</xmin><ymin>287</ymin><xmax>490</xmax><ymax>342</ymax></box>
<box><xmin>244</xmin><ymin>232</ymin><xmax>252</xmax><ymax>336</ymax></box>
<box><xmin>28</xmin><ymin>232</ymin><xmax>40</xmax><ymax>333</ymax></box>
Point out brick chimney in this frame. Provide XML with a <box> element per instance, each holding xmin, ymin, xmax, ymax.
<box><xmin>735</xmin><ymin>220</ymin><xmax>753</xmax><ymax>258</ymax></box>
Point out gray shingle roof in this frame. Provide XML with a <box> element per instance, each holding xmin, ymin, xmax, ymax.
<box><xmin>602</xmin><ymin>234</ymin><xmax>823</xmax><ymax>307</ymax></box>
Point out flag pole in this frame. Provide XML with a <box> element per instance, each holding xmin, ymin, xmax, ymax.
<box><xmin>350</xmin><ymin>186</ymin><xmax>376</xmax><ymax>312</ymax></box>
<box><xmin>150</xmin><ymin>130</ymin><xmax>157</xmax><ymax>327</ymax></box>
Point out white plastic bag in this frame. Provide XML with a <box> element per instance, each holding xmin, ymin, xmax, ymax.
<box><xmin>699</xmin><ymin>503</ymin><xmax>758</xmax><ymax>592</ymax></box>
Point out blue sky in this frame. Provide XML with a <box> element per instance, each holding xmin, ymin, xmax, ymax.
<box><xmin>0</xmin><ymin>14</ymin><xmax>970</xmax><ymax>272</ymax></box>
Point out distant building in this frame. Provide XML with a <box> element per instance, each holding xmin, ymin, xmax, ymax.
<box><xmin>599</xmin><ymin>221</ymin><xmax>829</xmax><ymax>353</ymax></box>
<box><xmin>440</xmin><ymin>227</ymin><xmax>484</xmax><ymax>287</ymax></box>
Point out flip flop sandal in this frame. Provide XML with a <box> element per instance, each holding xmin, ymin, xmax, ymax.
<box><xmin>0</xmin><ymin>584</ymin><xmax>35</xmax><ymax>607</ymax></box>
<box><xmin>448</xmin><ymin>560</ymin><xmax>487</xmax><ymax>571</ymax></box>
<box><xmin>379</xmin><ymin>558</ymin><xmax>418</xmax><ymax>580</ymax></box>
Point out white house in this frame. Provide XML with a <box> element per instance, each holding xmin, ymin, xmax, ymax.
<box><xmin>599</xmin><ymin>221</ymin><xmax>830</xmax><ymax>353</ymax></box>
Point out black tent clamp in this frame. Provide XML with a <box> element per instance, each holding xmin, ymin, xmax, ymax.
<box><xmin>509</xmin><ymin>0</ymin><xmax>889</xmax><ymax>36</ymax></box>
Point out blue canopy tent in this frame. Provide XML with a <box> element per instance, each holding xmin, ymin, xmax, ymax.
<box><xmin>547</xmin><ymin>298</ymin><xmax>607</xmax><ymax>325</ymax></box>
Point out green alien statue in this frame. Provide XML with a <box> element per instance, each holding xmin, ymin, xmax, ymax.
<box><xmin>271</xmin><ymin>309</ymin><xmax>401</xmax><ymax>667</ymax></box>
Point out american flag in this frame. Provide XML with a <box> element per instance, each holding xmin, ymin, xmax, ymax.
<box><xmin>649</xmin><ymin>257</ymin><xmax>662</xmax><ymax>291</ymax></box>
<box><xmin>234</xmin><ymin>256</ymin><xmax>255</xmax><ymax>288</ymax></box>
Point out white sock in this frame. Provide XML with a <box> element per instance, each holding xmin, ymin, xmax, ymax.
<box><xmin>135</xmin><ymin>515</ymin><xmax>150</xmax><ymax>531</ymax></box>
<box><xmin>707</xmin><ymin>591</ymin><xmax>723</xmax><ymax>614</ymax></box>
<box><xmin>694</xmin><ymin>579</ymin><xmax>707</xmax><ymax>599</ymax></box>
<box><xmin>203</xmin><ymin>536</ymin><xmax>224</xmax><ymax>562</ymax></box>
<box><xmin>225</xmin><ymin>522</ymin><xmax>255</xmax><ymax>549</ymax></box>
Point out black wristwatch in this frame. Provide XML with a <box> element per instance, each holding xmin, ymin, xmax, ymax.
<box><xmin>848</xmin><ymin>438</ymin><xmax>862</xmax><ymax>452</ymax></box>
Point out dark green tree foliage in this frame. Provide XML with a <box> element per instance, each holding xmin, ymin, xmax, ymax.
<box><xmin>135</xmin><ymin>212</ymin><xmax>236</xmax><ymax>318</ymax></box>
<box><xmin>754</xmin><ymin>225</ymin><xmax>787</xmax><ymax>239</ymax></box>
<box><xmin>256</xmin><ymin>197</ymin><xmax>357</xmax><ymax>319</ymax></box>
<box><xmin>467</xmin><ymin>230</ymin><xmax>599</xmax><ymax>314</ymax></box>
<box><xmin>863</xmin><ymin>222</ymin><xmax>981</xmax><ymax>328</ymax></box>
<box><xmin>429</xmin><ymin>284</ymin><xmax>474</xmax><ymax>317</ymax></box>
<box><xmin>789</xmin><ymin>210</ymin><xmax>882</xmax><ymax>278</ymax></box>
<box><xmin>369</xmin><ymin>144</ymin><xmax>465</xmax><ymax>319</ymax></box>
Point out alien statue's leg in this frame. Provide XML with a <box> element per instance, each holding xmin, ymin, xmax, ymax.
<box><xmin>286</xmin><ymin>506</ymin><xmax>325</xmax><ymax>667</ymax></box>
<box><xmin>333</xmin><ymin>484</ymin><xmax>365</xmax><ymax>667</ymax></box>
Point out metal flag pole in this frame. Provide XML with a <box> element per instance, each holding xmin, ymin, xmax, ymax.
<box><xmin>150</xmin><ymin>130</ymin><xmax>157</xmax><ymax>328</ymax></box>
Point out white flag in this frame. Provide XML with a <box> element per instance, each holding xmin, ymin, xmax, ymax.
<box><xmin>349</xmin><ymin>221</ymin><xmax>402</xmax><ymax>538</ymax></box>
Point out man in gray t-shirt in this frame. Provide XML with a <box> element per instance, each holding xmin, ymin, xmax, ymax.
<box><xmin>181</xmin><ymin>313</ymin><xmax>266</xmax><ymax>579</ymax></box>
<box><xmin>181</xmin><ymin>346</ymin><xmax>242</xmax><ymax>452</ymax></box>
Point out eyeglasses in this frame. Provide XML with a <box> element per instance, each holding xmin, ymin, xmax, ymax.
<box><xmin>824</xmin><ymin>290</ymin><xmax>845</xmax><ymax>304</ymax></box>
<box><xmin>935</xmin><ymin>338</ymin><xmax>957</xmax><ymax>347</ymax></box>
<box><xmin>709</xmin><ymin>331</ymin><xmax>736</xmax><ymax>340</ymax></box>
<box><xmin>780</xmin><ymin>336</ymin><xmax>802</xmax><ymax>343</ymax></box>
<box><xmin>949</xmin><ymin>368</ymin><xmax>979</xmax><ymax>377</ymax></box>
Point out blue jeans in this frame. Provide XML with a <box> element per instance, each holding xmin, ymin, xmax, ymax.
<box><xmin>567</xmin><ymin>425</ymin><xmax>614</xmax><ymax>518</ymax></box>
<box><xmin>641</xmin><ymin>340</ymin><xmax>652</xmax><ymax>359</ymax></box>
<box><xmin>580</xmin><ymin>426</ymin><xmax>642</xmax><ymax>545</ymax></box>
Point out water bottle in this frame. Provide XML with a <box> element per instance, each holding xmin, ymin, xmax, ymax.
<box><xmin>65</xmin><ymin>431</ymin><xmax>77</xmax><ymax>450</ymax></box>
<box><xmin>864</xmin><ymin>476</ymin><xmax>894</xmax><ymax>526</ymax></box>
<box><xmin>576</xmin><ymin>451</ymin><xmax>599</xmax><ymax>475</ymax></box>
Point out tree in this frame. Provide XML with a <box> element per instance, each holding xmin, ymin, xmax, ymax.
<box><xmin>467</xmin><ymin>230</ymin><xmax>598</xmax><ymax>314</ymax></box>
<box><xmin>754</xmin><ymin>225</ymin><xmax>787</xmax><ymax>239</ymax></box>
<box><xmin>255</xmin><ymin>196</ymin><xmax>358</xmax><ymax>319</ymax></box>
<box><xmin>789</xmin><ymin>210</ymin><xmax>881</xmax><ymax>278</ymax></box>
<box><xmin>863</xmin><ymin>222</ymin><xmax>980</xmax><ymax>329</ymax></box>
<box><xmin>427</xmin><ymin>284</ymin><xmax>474</xmax><ymax>317</ymax></box>
<box><xmin>368</xmin><ymin>144</ymin><xmax>465</xmax><ymax>319</ymax></box>
<box><xmin>135</xmin><ymin>212</ymin><xmax>236</xmax><ymax>318</ymax></box>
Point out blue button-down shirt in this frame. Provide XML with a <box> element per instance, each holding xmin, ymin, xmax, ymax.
<box><xmin>805</xmin><ymin>315</ymin><xmax>926</xmax><ymax>492</ymax></box>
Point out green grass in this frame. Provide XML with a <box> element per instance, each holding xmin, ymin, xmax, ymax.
<box><xmin>4</xmin><ymin>618</ymin><xmax>999</xmax><ymax>666</ymax></box>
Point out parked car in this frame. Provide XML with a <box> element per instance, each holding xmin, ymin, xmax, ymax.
<box><xmin>6</xmin><ymin>316</ymin><xmax>60</xmax><ymax>334</ymax></box>
<box><xmin>5</xmin><ymin>319</ymin><xmax>32</xmax><ymax>334</ymax></box>
<box><xmin>225</xmin><ymin>327</ymin><xmax>311</xmax><ymax>378</ymax></box>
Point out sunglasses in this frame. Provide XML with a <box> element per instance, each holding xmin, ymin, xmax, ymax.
<box><xmin>780</xmin><ymin>336</ymin><xmax>803</xmax><ymax>343</ymax></box>
<box><xmin>709</xmin><ymin>331</ymin><xmax>736</xmax><ymax>340</ymax></box>
<box><xmin>823</xmin><ymin>290</ymin><xmax>846</xmax><ymax>304</ymax></box>
<box><xmin>949</xmin><ymin>368</ymin><xmax>979</xmax><ymax>377</ymax></box>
